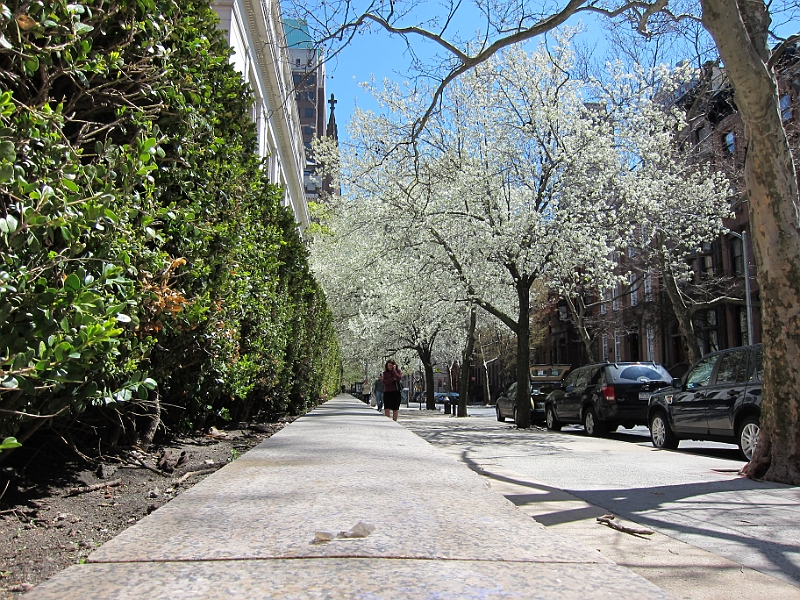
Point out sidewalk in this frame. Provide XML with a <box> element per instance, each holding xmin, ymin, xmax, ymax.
<box><xmin>29</xmin><ymin>395</ymin><xmax>671</xmax><ymax>599</ymax></box>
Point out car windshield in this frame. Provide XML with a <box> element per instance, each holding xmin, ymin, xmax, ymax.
<box><xmin>607</xmin><ymin>364</ymin><xmax>670</xmax><ymax>383</ymax></box>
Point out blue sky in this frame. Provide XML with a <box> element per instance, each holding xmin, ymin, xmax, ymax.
<box><xmin>324</xmin><ymin>13</ymin><xmax>610</xmax><ymax>139</ymax></box>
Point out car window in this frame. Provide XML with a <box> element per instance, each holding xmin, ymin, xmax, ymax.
<box><xmin>685</xmin><ymin>355</ymin><xmax>719</xmax><ymax>388</ymax></box>
<box><xmin>612</xmin><ymin>365</ymin><xmax>671</xmax><ymax>382</ymax></box>
<box><xmin>574</xmin><ymin>367</ymin><xmax>592</xmax><ymax>388</ymax></box>
<box><xmin>506</xmin><ymin>382</ymin><xmax>517</xmax><ymax>396</ymax></box>
<box><xmin>563</xmin><ymin>370</ymin><xmax>580</xmax><ymax>387</ymax></box>
<box><xmin>715</xmin><ymin>350</ymin><xmax>749</xmax><ymax>384</ymax></box>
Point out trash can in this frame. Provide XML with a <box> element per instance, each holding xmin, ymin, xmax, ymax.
<box><xmin>443</xmin><ymin>400</ymin><xmax>450</xmax><ymax>414</ymax></box>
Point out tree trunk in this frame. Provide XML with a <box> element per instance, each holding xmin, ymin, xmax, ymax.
<box><xmin>138</xmin><ymin>391</ymin><xmax>161</xmax><ymax>452</ymax></box>
<box><xmin>565</xmin><ymin>295</ymin><xmax>596</xmax><ymax>363</ymax></box>
<box><xmin>458</xmin><ymin>307</ymin><xmax>477</xmax><ymax>417</ymax></box>
<box><xmin>423</xmin><ymin>360</ymin><xmax>436</xmax><ymax>410</ymax></box>
<box><xmin>515</xmin><ymin>279</ymin><xmax>532</xmax><ymax>428</ymax></box>
<box><xmin>661</xmin><ymin>264</ymin><xmax>703</xmax><ymax>365</ymax></box>
<box><xmin>477</xmin><ymin>336</ymin><xmax>495</xmax><ymax>405</ymax></box>
<box><xmin>701</xmin><ymin>0</ymin><xmax>800</xmax><ymax>484</ymax></box>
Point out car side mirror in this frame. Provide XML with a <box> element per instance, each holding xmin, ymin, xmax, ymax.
<box><xmin>671</xmin><ymin>378</ymin><xmax>683</xmax><ymax>390</ymax></box>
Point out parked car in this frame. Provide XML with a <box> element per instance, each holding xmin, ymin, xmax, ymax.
<box><xmin>496</xmin><ymin>365</ymin><xmax>571</xmax><ymax>424</ymax></box>
<box><xmin>647</xmin><ymin>344</ymin><xmax>763</xmax><ymax>460</ymax></box>
<box><xmin>495</xmin><ymin>382</ymin><xmax>523</xmax><ymax>423</ymax></box>
<box><xmin>545</xmin><ymin>362</ymin><xmax>673</xmax><ymax>435</ymax></box>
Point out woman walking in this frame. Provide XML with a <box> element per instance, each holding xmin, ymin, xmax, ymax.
<box><xmin>381</xmin><ymin>360</ymin><xmax>403</xmax><ymax>421</ymax></box>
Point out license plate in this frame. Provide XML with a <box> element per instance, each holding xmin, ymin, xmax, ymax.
<box><xmin>639</xmin><ymin>392</ymin><xmax>651</xmax><ymax>401</ymax></box>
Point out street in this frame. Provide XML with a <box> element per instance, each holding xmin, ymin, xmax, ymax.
<box><xmin>400</xmin><ymin>405</ymin><xmax>800</xmax><ymax>597</ymax></box>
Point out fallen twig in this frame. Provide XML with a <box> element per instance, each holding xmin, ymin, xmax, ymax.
<box><xmin>66</xmin><ymin>479</ymin><xmax>123</xmax><ymax>496</ymax></box>
<box><xmin>0</xmin><ymin>508</ymin><xmax>29</xmax><ymax>520</ymax></box>
<box><xmin>173</xmin><ymin>467</ymin><xmax>217</xmax><ymax>485</ymax></box>
<box><xmin>125</xmin><ymin>453</ymin><xmax>169</xmax><ymax>477</ymax></box>
<box><xmin>596</xmin><ymin>514</ymin><xmax>654</xmax><ymax>536</ymax></box>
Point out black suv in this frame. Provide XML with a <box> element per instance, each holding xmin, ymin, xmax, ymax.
<box><xmin>647</xmin><ymin>344</ymin><xmax>762</xmax><ymax>460</ymax></box>
<box><xmin>545</xmin><ymin>362</ymin><xmax>672</xmax><ymax>436</ymax></box>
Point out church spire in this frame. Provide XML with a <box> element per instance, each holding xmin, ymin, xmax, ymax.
<box><xmin>326</xmin><ymin>93</ymin><xmax>338</xmax><ymax>141</ymax></box>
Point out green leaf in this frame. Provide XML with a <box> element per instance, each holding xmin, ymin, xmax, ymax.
<box><xmin>62</xmin><ymin>178</ymin><xmax>80</xmax><ymax>192</ymax></box>
<box><xmin>0</xmin><ymin>140</ymin><xmax>15</xmax><ymax>161</ymax></box>
<box><xmin>0</xmin><ymin>164</ymin><xmax>13</xmax><ymax>182</ymax></box>
<box><xmin>0</xmin><ymin>375</ymin><xmax>18</xmax><ymax>389</ymax></box>
<box><xmin>64</xmin><ymin>273</ymin><xmax>81</xmax><ymax>291</ymax></box>
<box><xmin>54</xmin><ymin>342</ymin><xmax>73</xmax><ymax>362</ymax></box>
<box><xmin>24</xmin><ymin>56</ymin><xmax>39</xmax><ymax>73</ymax></box>
<box><xmin>0</xmin><ymin>437</ymin><xmax>22</xmax><ymax>451</ymax></box>
<box><xmin>0</xmin><ymin>214</ymin><xmax>18</xmax><ymax>234</ymax></box>
<box><xmin>74</xmin><ymin>22</ymin><xmax>94</xmax><ymax>35</ymax></box>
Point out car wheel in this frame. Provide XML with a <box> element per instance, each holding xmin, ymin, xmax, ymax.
<box><xmin>738</xmin><ymin>416</ymin><xmax>760</xmax><ymax>461</ymax></box>
<box><xmin>545</xmin><ymin>405</ymin><xmax>561</xmax><ymax>431</ymax></box>
<box><xmin>496</xmin><ymin>405</ymin><xmax>505</xmax><ymax>422</ymax></box>
<box><xmin>650</xmin><ymin>412</ymin><xmax>679</xmax><ymax>450</ymax></box>
<box><xmin>583</xmin><ymin>408</ymin><xmax>606</xmax><ymax>437</ymax></box>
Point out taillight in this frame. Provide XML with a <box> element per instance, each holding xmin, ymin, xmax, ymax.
<box><xmin>602</xmin><ymin>385</ymin><xmax>616</xmax><ymax>403</ymax></box>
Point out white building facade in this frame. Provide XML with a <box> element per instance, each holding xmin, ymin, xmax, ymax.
<box><xmin>212</xmin><ymin>0</ymin><xmax>309</xmax><ymax>229</ymax></box>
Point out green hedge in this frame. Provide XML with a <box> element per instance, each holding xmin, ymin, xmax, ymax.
<box><xmin>0</xmin><ymin>0</ymin><xmax>340</xmax><ymax>452</ymax></box>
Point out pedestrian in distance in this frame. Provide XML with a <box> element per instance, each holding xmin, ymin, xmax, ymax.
<box><xmin>381</xmin><ymin>360</ymin><xmax>402</xmax><ymax>421</ymax></box>
<box><xmin>362</xmin><ymin>377</ymin><xmax>373</xmax><ymax>405</ymax></box>
<box><xmin>373</xmin><ymin>375</ymin><xmax>384</xmax><ymax>411</ymax></box>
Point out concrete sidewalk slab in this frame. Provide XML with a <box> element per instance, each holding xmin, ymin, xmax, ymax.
<box><xmin>28</xmin><ymin>396</ymin><xmax>672</xmax><ymax>599</ymax></box>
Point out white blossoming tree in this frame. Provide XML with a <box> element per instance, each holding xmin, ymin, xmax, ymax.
<box><xmin>549</xmin><ymin>65</ymin><xmax>734</xmax><ymax>366</ymax></box>
<box><xmin>316</xmin><ymin>36</ymin><xmax>632</xmax><ymax>427</ymax></box>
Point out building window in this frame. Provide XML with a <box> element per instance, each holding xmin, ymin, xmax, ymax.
<box><xmin>629</xmin><ymin>273</ymin><xmax>638</xmax><ymax>307</ymax></box>
<box><xmin>307</xmin><ymin>91</ymin><xmax>315</xmax><ymax>101</ymax></box>
<box><xmin>601</xmin><ymin>334</ymin><xmax>608</xmax><ymax>361</ymax></box>
<box><xmin>731</xmin><ymin>236</ymin><xmax>744</xmax><ymax>276</ymax></box>
<box><xmin>644</xmin><ymin>271</ymin><xmax>653</xmax><ymax>302</ymax></box>
<box><xmin>557</xmin><ymin>301</ymin><xmax>568</xmax><ymax>322</ymax></box>
<box><xmin>780</xmin><ymin>94</ymin><xmax>792</xmax><ymax>122</ymax></box>
<box><xmin>304</xmin><ymin>108</ymin><xmax>315</xmax><ymax>118</ymax></box>
<box><xmin>646</xmin><ymin>324</ymin><xmax>655</xmax><ymax>361</ymax></box>
<box><xmin>612</xmin><ymin>285</ymin><xmax>620</xmax><ymax>311</ymax></box>
<box><xmin>723</xmin><ymin>130</ymin><xmax>735</xmax><ymax>155</ymax></box>
<box><xmin>614</xmin><ymin>331</ymin><xmax>622</xmax><ymax>362</ymax></box>
<box><xmin>296</xmin><ymin>58</ymin><xmax>301</xmax><ymax>67</ymax></box>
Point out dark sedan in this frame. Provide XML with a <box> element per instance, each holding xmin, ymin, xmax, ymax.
<box><xmin>648</xmin><ymin>344</ymin><xmax>762</xmax><ymax>460</ymax></box>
